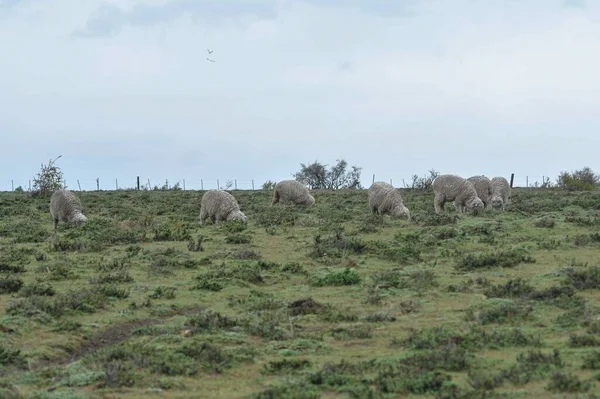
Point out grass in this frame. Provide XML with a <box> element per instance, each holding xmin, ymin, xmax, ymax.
<box><xmin>0</xmin><ymin>187</ymin><xmax>600</xmax><ymax>398</ymax></box>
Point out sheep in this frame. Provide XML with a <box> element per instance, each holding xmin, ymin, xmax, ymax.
<box><xmin>466</xmin><ymin>175</ymin><xmax>493</xmax><ymax>209</ymax></box>
<box><xmin>490</xmin><ymin>176</ymin><xmax>511</xmax><ymax>211</ymax></box>
<box><xmin>200</xmin><ymin>190</ymin><xmax>247</xmax><ymax>225</ymax></box>
<box><xmin>368</xmin><ymin>182</ymin><xmax>410</xmax><ymax>220</ymax></box>
<box><xmin>432</xmin><ymin>174</ymin><xmax>484</xmax><ymax>215</ymax></box>
<box><xmin>271</xmin><ymin>180</ymin><xmax>315</xmax><ymax>206</ymax></box>
<box><xmin>50</xmin><ymin>189</ymin><xmax>88</xmax><ymax>230</ymax></box>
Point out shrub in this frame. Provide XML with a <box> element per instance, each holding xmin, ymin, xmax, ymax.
<box><xmin>556</xmin><ymin>166</ymin><xmax>599</xmax><ymax>191</ymax></box>
<box><xmin>32</xmin><ymin>155</ymin><xmax>64</xmax><ymax>198</ymax></box>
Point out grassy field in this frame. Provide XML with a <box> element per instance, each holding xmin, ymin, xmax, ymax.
<box><xmin>1</xmin><ymin>187</ymin><xmax>600</xmax><ymax>398</ymax></box>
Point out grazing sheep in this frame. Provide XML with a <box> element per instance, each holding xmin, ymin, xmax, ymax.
<box><xmin>432</xmin><ymin>174</ymin><xmax>484</xmax><ymax>214</ymax></box>
<box><xmin>490</xmin><ymin>176</ymin><xmax>511</xmax><ymax>211</ymax></box>
<box><xmin>50</xmin><ymin>189</ymin><xmax>88</xmax><ymax>230</ymax></box>
<box><xmin>200</xmin><ymin>190</ymin><xmax>247</xmax><ymax>225</ymax></box>
<box><xmin>467</xmin><ymin>175</ymin><xmax>493</xmax><ymax>209</ymax></box>
<box><xmin>368</xmin><ymin>182</ymin><xmax>410</xmax><ymax>220</ymax></box>
<box><xmin>271</xmin><ymin>180</ymin><xmax>315</xmax><ymax>206</ymax></box>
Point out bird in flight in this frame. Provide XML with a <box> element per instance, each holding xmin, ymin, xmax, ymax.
<box><xmin>206</xmin><ymin>58</ymin><xmax>216</xmax><ymax>63</ymax></box>
<box><xmin>207</xmin><ymin>49</ymin><xmax>213</xmax><ymax>54</ymax></box>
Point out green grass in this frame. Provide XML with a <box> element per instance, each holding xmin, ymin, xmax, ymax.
<box><xmin>1</xmin><ymin>187</ymin><xmax>600</xmax><ymax>398</ymax></box>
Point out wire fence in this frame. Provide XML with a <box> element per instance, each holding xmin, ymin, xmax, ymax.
<box><xmin>4</xmin><ymin>173</ymin><xmax>556</xmax><ymax>192</ymax></box>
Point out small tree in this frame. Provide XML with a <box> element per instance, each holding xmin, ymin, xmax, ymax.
<box><xmin>557</xmin><ymin>166</ymin><xmax>599</xmax><ymax>191</ymax></box>
<box><xmin>293</xmin><ymin>159</ymin><xmax>362</xmax><ymax>190</ymax></box>
<box><xmin>410</xmin><ymin>169</ymin><xmax>440</xmax><ymax>191</ymax></box>
<box><xmin>262</xmin><ymin>180</ymin><xmax>276</xmax><ymax>190</ymax></box>
<box><xmin>32</xmin><ymin>155</ymin><xmax>64</xmax><ymax>197</ymax></box>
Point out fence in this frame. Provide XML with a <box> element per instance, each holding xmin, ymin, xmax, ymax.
<box><xmin>4</xmin><ymin>173</ymin><xmax>557</xmax><ymax>192</ymax></box>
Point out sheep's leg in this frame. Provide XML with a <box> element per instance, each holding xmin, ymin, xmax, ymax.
<box><xmin>53</xmin><ymin>218</ymin><xmax>59</xmax><ymax>231</ymax></box>
<box><xmin>454</xmin><ymin>200</ymin><xmax>464</xmax><ymax>213</ymax></box>
<box><xmin>271</xmin><ymin>190</ymin><xmax>280</xmax><ymax>206</ymax></box>
<box><xmin>434</xmin><ymin>194</ymin><xmax>445</xmax><ymax>214</ymax></box>
<box><xmin>200</xmin><ymin>209</ymin><xmax>207</xmax><ymax>225</ymax></box>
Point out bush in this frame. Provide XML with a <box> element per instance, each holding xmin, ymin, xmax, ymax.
<box><xmin>557</xmin><ymin>167</ymin><xmax>599</xmax><ymax>191</ymax></box>
<box><xmin>410</xmin><ymin>169</ymin><xmax>440</xmax><ymax>191</ymax></box>
<box><xmin>32</xmin><ymin>155</ymin><xmax>64</xmax><ymax>198</ymax></box>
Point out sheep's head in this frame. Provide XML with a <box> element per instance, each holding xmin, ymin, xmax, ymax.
<box><xmin>391</xmin><ymin>204</ymin><xmax>411</xmax><ymax>220</ymax></box>
<box><xmin>491</xmin><ymin>195</ymin><xmax>504</xmax><ymax>209</ymax></box>
<box><xmin>465</xmin><ymin>197</ymin><xmax>484</xmax><ymax>215</ymax></box>
<box><xmin>228</xmin><ymin>211</ymin><xmax>247</xmax><ymax>224</ymax></box>
<box><xmin>70</xmin><ymin>212</ymin><xmax>88</xmax><ymax>226</ymax></box>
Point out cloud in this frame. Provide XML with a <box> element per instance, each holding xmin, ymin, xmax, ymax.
<box><xmin>2</xmin><ymin>0</ymin><xmax>600</xmax><ymax>190</ymax></box>
<box><xmin>74</xmin><ymin>0</ymin><xmax>278</xmax><ymax>37</ymax></box>
<box><xmin>72</xmin><ymin>3</ymin><xmax>124</xmax><ymax>37</ymax></box>
<box><xmin>295</xmin><ymin>0</ymin><xmax>418</xmax><ymax>16</ymax></box>
<box><xmin>564</xmin><ymin>0</ymin><xmax>586</xmax><ymax>9</ymax></box>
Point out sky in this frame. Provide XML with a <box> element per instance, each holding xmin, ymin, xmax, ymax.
<box><xmin>1</xmin><ymin>0</ymin><xmax>599</xmax><ymax>191</ymax></box>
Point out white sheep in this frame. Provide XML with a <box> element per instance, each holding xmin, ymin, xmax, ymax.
<box><xmin>490</xmin><ymin>176</ymin><xmax>511</xmax><ymax>211</ymax></box>
<box><xmin>50</xmin><ymin>189</ymin><xmax>88</xmax><ymax>230</ymax></box>
<box><xmin>467</xmin><ymin>175</ymin><xmax>493</xmax><ymax>209</ymax></box>
<box><xmin>368</xmin><ymin>182</ymin><xmax>410</xmax><ymax>220</ymax></box>
<box><xmin>200</xmin><ymin>190</ymin><xmax>247</xmax><ymax>225</ymax></box>
<box><xmin>271</xmin><ymin>180</ymin><xmax>315</xmax><ymax>206</ymax></box>
<box><xmin>432</xmin><ymin>174</ymin><xmax>484</xmax><ymax>215</ymax></box>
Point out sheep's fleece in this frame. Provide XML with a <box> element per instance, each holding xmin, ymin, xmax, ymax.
<box><xmin>271</xmin><ymin>180</ymin><xmax>315</xmax><ymax>206</ymax></box>
<box><xmin>368</xmin><ymin>182</ymin><xmax>410</xmax><ymax>219</ymax></box>
<box><xmin>432</xmin><ymin>174</ymin><xmax>484</xmax><ymax>214</ymax></box>
<box><xmin>200</xmin><ymin>190</ymin><xmax>247</xmax><ymax>224</ymax></box>
<box><xmin>467</xmin><ymin>175</ymin><xmax>493</xmax><ymax>209</ymax></box>
<box><xmin>490</xmin><ymin>176</ymin><xmax>511</xmax><ymax>211</ymax></box>
<box><xmin>50</xmin><ymin>189</ymin><xmax>88</xmax><ymax>229</ymax></box>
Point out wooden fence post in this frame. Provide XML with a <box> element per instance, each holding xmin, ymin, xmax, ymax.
<box><xmin>510</xmin><ymin>173</ymin><xmax>514</xmax><ymax>188</ymax></box>
<box><xmin>137</xmin><ymin>176</ymin><xmax>140</xmax><ymax>190</ymax></box>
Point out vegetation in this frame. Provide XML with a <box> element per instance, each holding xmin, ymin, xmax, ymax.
<box><xmin>0</xmin><ymin>182</ymin><xmax>600</xmax><ymax>398</ymax></box>
<box><xmin>556</xmin><ymin>166</ymin><xmax>600</xmax><ymax>191</ymax></box>
<box><xmin>31</xmin><ymin>155</ymin><xmax>64</xmax><ymax>198</ymax></box>
<box><xmin>293</xmin><ymin>159</ymin><xmax>362</xmax><ymax>189</ymax></box>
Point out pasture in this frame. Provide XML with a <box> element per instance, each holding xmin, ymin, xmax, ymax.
<box><xmin>0</xmin><ymin>187</ymin><xmax>600</xmax><ymax>398</ymax></box>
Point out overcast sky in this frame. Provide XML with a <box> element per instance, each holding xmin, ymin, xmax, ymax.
<box><xmin>1</xmin><ymin>0</ymin><xmax>599</xmax><ymax>190</ymax></box>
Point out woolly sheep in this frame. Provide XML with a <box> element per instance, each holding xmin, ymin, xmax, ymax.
<box><xmin>200</xmin><ymin>190</ymin><xmax>247</xmax><ymax>225</ymax></box>
<box><xmin>432</xmin><ymin>174</ymin><xmax>484</xmax><ymax>214</ymax></box>
<box><xmin>466</xmin><ymin>175</ymin><xmax>493</xmax><ymax>209</ymax></box>
<box><xmin>271</xmin><ymin>180</ymin><xmax>315</xmax><ymax>206</ymax></box>
<box><xmin>368</xmin><ymin>182</ymin><xmax>410</xmax><ymax>220</ymax></box>
<box><xmin>50</xmin><ymin>189</ymin><xmax>88</xmax><ymax>230</ymax></box>
<box><xmin>490</xmin><ymin>176</ymin><xmax>511</xmax><ymax>211</ymax></box>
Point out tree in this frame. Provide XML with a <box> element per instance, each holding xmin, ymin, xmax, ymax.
<box><xmin>556</xmin><ymin>166</ymin><xmax>599</xmax><ymax>191</ymax></box>
<box><xmin>410</xmin><ymin>169</ymin><xmax>440</xmax><ymax>191</ymax></box>
<box><xmin>262</xmin><ymin>180</ymin><xmax>276</xmax><ymax>190</ymax></box>
<box><xmin>32</xmin><ymin>155</ymin><xmax>64</xmax><ymax>197</ymax></box>
<box><xmin>293</xmin><ymin>159</ymin><xmax>362</xmax><ymax>190</ymax></box>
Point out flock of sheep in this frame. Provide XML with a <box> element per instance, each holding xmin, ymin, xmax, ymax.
<box><xmin>48</xmin><ymin>174</ymin><xmax>511</xmax><ymax>229</ymax></box>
